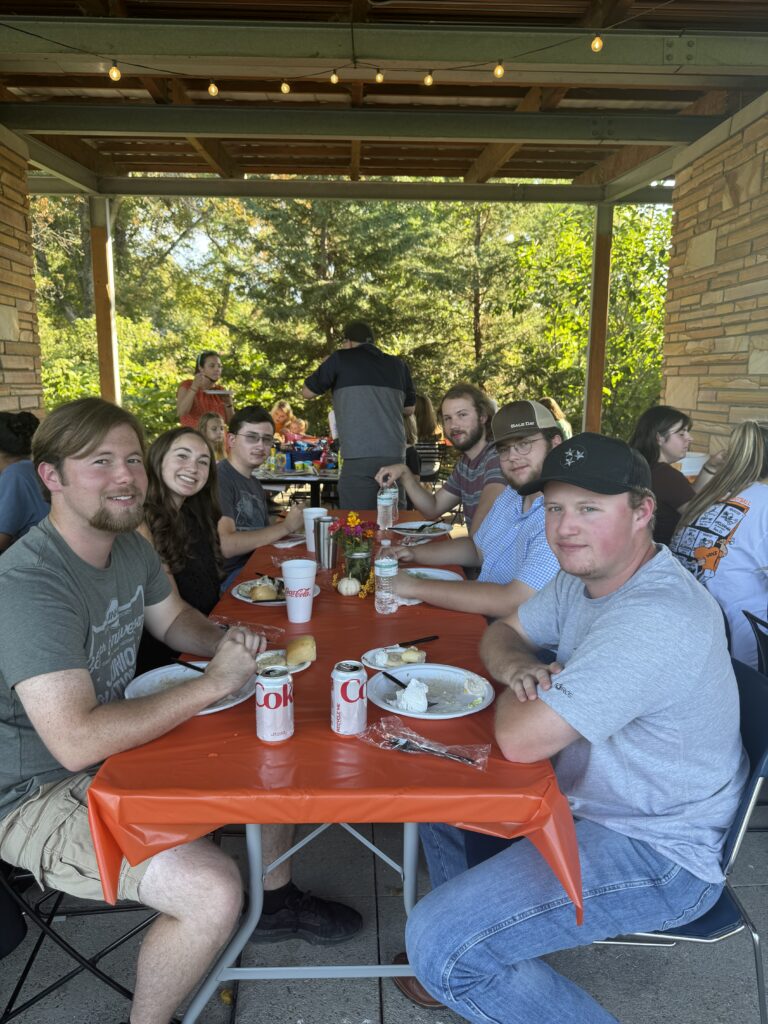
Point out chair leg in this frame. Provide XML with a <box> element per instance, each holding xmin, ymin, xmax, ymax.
<box><xmin>728</xmin><ymin>884</ymin><xmax>767</xmax><ymax>1024</ymax></box>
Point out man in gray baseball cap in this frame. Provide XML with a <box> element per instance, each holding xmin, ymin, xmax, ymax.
<box><xmin>388</xmin><ymin>399</ymin><xmax>564</xmax><ymax>617</ymax></box>
<box><xmin>398</xmin><ymin>430</ymin><xmax>747</xmax><ymax>1020</ymax></box>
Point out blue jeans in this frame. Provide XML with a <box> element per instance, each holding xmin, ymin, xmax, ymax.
<box><xmin>407</xmin><ymin>821</ymin><xmax>722</xmax><ymax>1024</ymax></box>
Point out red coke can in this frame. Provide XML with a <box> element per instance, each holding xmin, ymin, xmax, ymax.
<box><xmin>256</xmin><ymin>666</ymin><xmax>294</xmax><ymax>743</ymax></box>
<box><xmin>331</xmin><ymin>660</ymin><xmax>368</xmax><ymax>735</ymax></box>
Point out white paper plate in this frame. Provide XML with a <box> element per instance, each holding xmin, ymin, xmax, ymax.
<box><xmin>392</xmin><ymin>521</ymin><xmax>452</xmax><ymax>537</ymax></box>
<box><xmin>367</xmin><ymin>663</ymin><xmax>495</xmax><ymax>720</ymax></box>
<box><xmin>254</xmin><ymin>649</ymin><xmax>311</xmax><ymax>674</ymax></box>
<box><xmin>403</xmin><ymin>567</ymin><xmax>463</xmax><ymax>582</ymax></box>
<box><xmin>124</xmin><ymin>662</ymin><xmax>256</xmax><ymax>716</ymax></box>
<box><xmin>361</xmin><ymin>646</ymin><xmax>429</xmax><ymax>671</ymax></box>
<box><xmin>232</xmin><ymin>577</ymin><xmax>320</xmax><ymax>606</ymax></box>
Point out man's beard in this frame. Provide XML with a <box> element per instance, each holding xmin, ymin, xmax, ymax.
<box><xmin>89</xmin><ymin>499</ymin><xmax>145</xmax><ymax>533</ymax></box>
<box><xmin>451</xmin><ymin>422</ymin><xmax>485</xmax><ymax>452</ymax></box>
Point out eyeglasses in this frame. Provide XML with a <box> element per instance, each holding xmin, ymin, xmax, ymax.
<box><xmin>496</xmin><ymin>436</ymin><xmax>544</xmax><ymax>458</ymax></box>
<box><xmin>235</xmin><ymin>432</ymin><xmax>274</xmax><ymax>446</ymax></box>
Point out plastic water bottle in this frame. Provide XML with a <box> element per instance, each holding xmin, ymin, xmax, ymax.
<box><xmin>377</xmin><ymin>483</ymin><xmax>398</xmax><ymax>530</ymax></box>
<box><xmin>374</xmin><ymin>539</ymin><xmax>398</xmax><ymax>615</ymax></box>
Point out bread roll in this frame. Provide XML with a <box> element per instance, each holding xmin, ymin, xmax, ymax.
<box><xmin>286</xmin><ymin>635</ymin><xmax>316</xmax><ymax>665</ymax></box>
<box><xmin>246</xmin><ymin>575</ymin><xmax>278</xmax><ymax>601</ymax></box>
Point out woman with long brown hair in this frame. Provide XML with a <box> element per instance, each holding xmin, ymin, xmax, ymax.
<box><xmin>136</xmin><ymin>427</ymin><xmax>223</xmax><ymax>672</ymax></box>
<box><xmin>629</xmin><ymin>405</ymin><xmax>723</xmax><ymax>545</ymax></box>
<box><xmin>670</xmin><ymin>420</ymin><xmax>768</xmax><ymax>668</ymax></box>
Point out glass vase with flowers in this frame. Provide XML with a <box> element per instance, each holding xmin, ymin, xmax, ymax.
<box><xmin>329</xmin><ymin>511</ymin><xmax>376</xmax><ymax>583</ymax></box>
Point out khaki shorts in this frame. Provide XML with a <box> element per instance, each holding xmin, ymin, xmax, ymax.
<box><xmin>0</xmin><ymin>772</ymin><xmax>151</xmax><ymax>903</ymax></box>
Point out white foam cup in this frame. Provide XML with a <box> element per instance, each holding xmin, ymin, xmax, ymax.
<box><xmin>302</xmin><ymin>507</ymin><xmax>328</xmax><ymax>553</ymax></box>
<box><xmin>282</xmin><ymin>558</ymin><xmax>318</xmax><ymax>623</ymax></box>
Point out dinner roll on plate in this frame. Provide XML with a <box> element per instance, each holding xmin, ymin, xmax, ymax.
<box><xmin>286</xmin><ymin>635</ymin><xmax>316</xmax><ymax>665</ymax></box>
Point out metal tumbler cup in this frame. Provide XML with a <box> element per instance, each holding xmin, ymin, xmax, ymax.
<box><xmin>314</xmin><ymin>516</ymin><xmax>339</xmax><ymax>569</ymax></box>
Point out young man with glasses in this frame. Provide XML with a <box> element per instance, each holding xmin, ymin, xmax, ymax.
<box><xmin>217</xmin><ymin>406</ymin><xmax>305</xmax><ymax>585</ymax></box>
<box><xmin>389</xmin><ymin>401</ymin><xmax>563</xmax><ymax>616</ymax></box>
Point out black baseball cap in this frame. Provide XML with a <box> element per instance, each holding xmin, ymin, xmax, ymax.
<box><xmin>343</xmin><ymin>320</ymin><xmax>375</xmax><ymax>345</ymax></box>
<box><xmin>518</xmin><ymin>432</ymin><xmax>652</xmax><ymax>496</ymax></box>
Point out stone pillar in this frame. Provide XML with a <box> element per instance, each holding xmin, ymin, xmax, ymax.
<box><xmin>663</xmin><ymin>91</ymin><xmax>768</xmax><ymax>453</ymax></box>
<box><xmin>0</xmin><ymin>129</ymin><xmax>42</xmax><ymax>416</ymax></box>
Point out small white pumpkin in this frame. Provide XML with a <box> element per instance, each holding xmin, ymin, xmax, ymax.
<box><xmin>337</xmin><ymin>576</ymin><xmax>361</xmax><ymax>596</ymax></box>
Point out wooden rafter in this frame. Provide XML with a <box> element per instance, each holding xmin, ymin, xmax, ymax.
<box><xmin>166</xmin><ymin>79</ymin><xmax>243</xmax><ymax>179</ymax></box>
<box><xmin>463</xmin><ymin>0</ymin><xmax>636</xmax><ymax>184</ymax></box>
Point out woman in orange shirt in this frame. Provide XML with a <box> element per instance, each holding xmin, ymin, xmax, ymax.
<box><xmin>177</xmin><ymin>351</ymin><xmax>234</xmax><ymax>428</ymax></box>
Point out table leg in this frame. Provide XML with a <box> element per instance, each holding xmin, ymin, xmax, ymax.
<box><xmin>310</xmin><ymin>480</ymin><xmax>321</xmax><ymax>506</ymax></box>
<box><xmin>402</xmin><ymin>822</ymin><xmax>419</xmax><ymax>916</ymax></box>
<box><xmin>182</xmin><ymin>824</ymin><xmax>264</xmax><ymax>1024</ymax></box>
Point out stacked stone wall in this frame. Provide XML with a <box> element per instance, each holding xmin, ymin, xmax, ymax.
<box><xmin>663</xmin><ymin>94</ymin><xmax>768</xmax><ymax>452</ymax></box>
<box><xmin>0</xmin><ymin>135</ymin><xmax>41</xmax><ymax>417</ymax></box>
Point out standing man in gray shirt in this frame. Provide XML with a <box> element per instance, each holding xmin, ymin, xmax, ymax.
<box><xmin>396</xmin><ymin>433</ymin><xmax>748</xmax><ymax>1022</ymax></box>
<box><xmin>302</xmin><ymin>320</ymin><xmax>415</xmax><ymax>509</ymax></box>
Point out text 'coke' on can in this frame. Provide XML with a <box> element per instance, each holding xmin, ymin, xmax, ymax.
<box><xmin>256</xmin><ymin>666</ymin><xmax>294</xmax><ymax>743</ymax></box>
<box><xmin>331</xmin><ymin>660</ymin><xmax>368</xmax><ymax>735</ymax></box>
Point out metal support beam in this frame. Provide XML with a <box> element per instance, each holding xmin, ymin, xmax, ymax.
<box><xmin>23</xmin><ymin>134</ymin><xmax>98</xmax><ymax>192</ymax></box>
<box><xmin>583</xmin><ymin>204</ymin><xmax>613</xmax><ymax>434</ymax></box>
<box><xmin>1</xmin><ymin>105</ymin><xmax>722</xmax><ymax>145</ymax></box>
<box><xmin>26</xmin><ymin>175</ymin><xmax>674</xmax><ymax>204</ymax></box>
<box><xmin>0</xmin><ymin>19</ymin><xmax>766</xmax><ymax>76</ymax></box>
<box><xmin>88</xmin><ymin>196</ymin><xmax>121</xmax><ymax>405</ymax></box>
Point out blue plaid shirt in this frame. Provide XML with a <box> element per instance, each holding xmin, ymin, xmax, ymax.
<box><xmin>475</xmin><ymin>487</ymin><xmax>559</xmax><ymax>590</ymax></box>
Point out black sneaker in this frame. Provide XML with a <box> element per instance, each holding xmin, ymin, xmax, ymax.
<box><xmin>249</xmin><ymin>890</ymin><xmax>362</xmax><ymax>945</ymax></box>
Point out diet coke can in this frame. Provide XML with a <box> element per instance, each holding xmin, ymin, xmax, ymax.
<box><xmin>331</xmin><ymin>660</ymin><xmax>368</xmax><ymax>735</ymax></box>
<box><xmin>256</xmin><ymin>666</ymin><xmax>294</xmax><ymax>743</ymax></box>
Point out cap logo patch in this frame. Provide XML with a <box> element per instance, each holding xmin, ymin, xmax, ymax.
<box><xmin>561</xmin><ymin>445</ymin><xmax>586</xmax><ymax>468</ymax></box>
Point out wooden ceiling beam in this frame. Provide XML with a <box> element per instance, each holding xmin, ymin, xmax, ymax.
<box><xmin>34</xmin><ymin>134</ymin><xmax>120</xmax><ymax>176</ymax></box>
<box><xmin>166</xmin><ymin>78</ymin><xmax>243</xmax><ymax>179</ymax></box>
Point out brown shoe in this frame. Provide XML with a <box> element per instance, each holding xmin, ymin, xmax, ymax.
<box><xmin>392</xmin><ymin>951</ymin><xmax>444</xmax><ymax>1009</ymax></box>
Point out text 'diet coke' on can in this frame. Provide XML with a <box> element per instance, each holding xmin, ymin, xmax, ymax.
<box><xmin>331</xmin><ymin>660</ymin><xmax>368</xmax><ymax>735</ymax></box>
<box><xmin>256</xmin><ymin>666</ymin><xmax>294</xmax><ymax>743</ymax></box>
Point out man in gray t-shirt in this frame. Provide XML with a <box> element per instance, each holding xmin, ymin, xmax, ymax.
<box><xmin>399</xmin><ymin>433</ymin><xmax>748</xmax><ymax>1022</ymax></box>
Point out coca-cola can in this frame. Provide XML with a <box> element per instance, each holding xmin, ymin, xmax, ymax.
<box><xmin>331</xmin><ymin>660</ymin><xmax>368</xmax><ymax>735</ymax></box>
<box><xmin>255</xmin><ymin>666</ymin><xmax>294</xmax><ymax>743</ymax></box>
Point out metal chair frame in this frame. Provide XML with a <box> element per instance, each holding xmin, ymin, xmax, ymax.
<box><xmin>744</xmin><ymin>610</ymin><xmax>768</xmax><ymax>675</ymax></box>
<box><xmin>595</xmin><ymin>658</ymin><xmax>768</xmax><ymax>1024</ymax></box>
<box><xmin>0</xmin><ymin>862</ymin><xmax>156</xmax><ymax>1023</ymax></box>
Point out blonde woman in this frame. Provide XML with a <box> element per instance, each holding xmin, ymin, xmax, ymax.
<box><xmin>198</xmin><ymin>412</ymin><xmax>226</xmax><ymax>461</ymax></box>
<box><xmin>670</xmin><ymin>420</ymin><xmax>768</xmax><ymax>668</ymax></box>
<box><xmin>270</xmin><ymin>400</ymin><xmax>293</xmax><ymax>441</ymax></box>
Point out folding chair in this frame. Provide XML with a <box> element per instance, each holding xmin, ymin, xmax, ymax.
<box><xmin>596</xmin><ymin>657</ymin><xmax>768</xmax><ymax>1024</ymax></box>
<box><xmin>743</xmin><ymin>610</ymin><xmax>768</xmax><ymax>675</ymax></box>
<box><xmin>0</xmin><ymin>860</ymin><xmax>156</xmax><ymax>1023</ymax></box>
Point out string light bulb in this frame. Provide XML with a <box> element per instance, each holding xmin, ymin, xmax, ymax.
<box><xmin>375</xmin><ymin>68</ymin><xmax>384</xmax><ymax>84</ymax></box>
<box><xmin>330</xmin><ymin>69</ymin><xmax>340</xmax><ymax>84</ymax></box>
<box><xmin>423</xmin><ymin>70</ymin><xmax>434</xmax><ymax>87</ymax></box>
<box><xmin>493</xmin><ymin>60</ymin><xmax>505</xmax><ymax>79</ymax></box>
<box><xmin>591</xmin><ymin>34</ymin><xmax>604</xmax><ymax>52</ymax></box>
<box><xmin>280</xmin><ymin>80</ymin><xmax>291</xmax><ymax>94</ymax></box>
<box><xmin>207</xmin><ymin>80</ymin><xmax>219</xmax><ymax>97</ymax></box>
<box><xmin>108</xmin><ymin>61</ymin><xmax>121</xmax><ymax>82</ymax></box>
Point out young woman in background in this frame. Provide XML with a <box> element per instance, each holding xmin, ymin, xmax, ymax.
<box><xmin>670</xmin><ymin>420</ymin><xmax>768</xmax><ymax>669</ymax></box>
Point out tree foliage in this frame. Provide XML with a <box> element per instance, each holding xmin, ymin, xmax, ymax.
<box><xmin>33</xmin><ymin>194</ymin><xmax>670</xmax><ymax>442</ymax></box>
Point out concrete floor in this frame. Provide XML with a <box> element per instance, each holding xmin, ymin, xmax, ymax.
<box><xmin>2</xmin><ymin>814</ymin><xmax>767</xmax><ymax>1024</ymax></box>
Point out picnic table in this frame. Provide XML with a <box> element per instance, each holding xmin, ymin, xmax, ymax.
<box><xmin>87</xmin><ymin>510</ymin><xmax>581</xmax><ymax>1021</ymax></box>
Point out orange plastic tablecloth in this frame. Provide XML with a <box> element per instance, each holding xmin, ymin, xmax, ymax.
<box><xmin>88</xmin><ymin>512</ymin><xmax>582</xmax><ymax>921</ymax></box>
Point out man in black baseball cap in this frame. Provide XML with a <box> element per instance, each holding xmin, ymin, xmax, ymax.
<box><xmin>400</xmin><ymin>430</ymin><xmax>747</xmax><ymax>1021</ymax></box>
